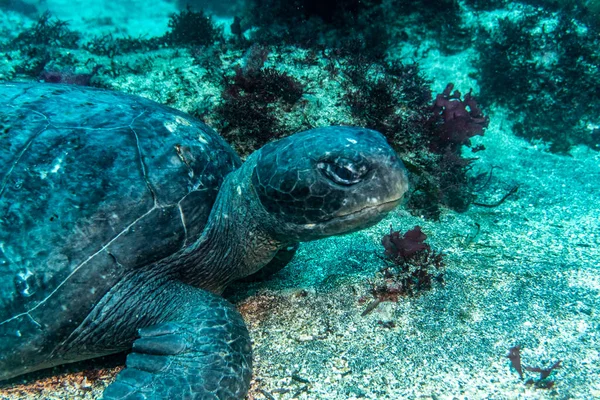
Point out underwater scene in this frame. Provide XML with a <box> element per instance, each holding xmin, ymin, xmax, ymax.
<box><xmin>0</xmin><ymin>0</ymin><xmax>599</xmax><ymax>399</ymax></box>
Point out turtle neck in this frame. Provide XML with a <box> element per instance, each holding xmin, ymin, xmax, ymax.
<box><xmin>174</xmin><ymin>159</ymin><xmax>284</xmax><ymax>294</ymax></box>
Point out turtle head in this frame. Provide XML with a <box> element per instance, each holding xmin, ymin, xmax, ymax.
<box><xmin>249</xmin><ymin>126</ymin><xmax>409</xmax><ymax>242</ymax></box>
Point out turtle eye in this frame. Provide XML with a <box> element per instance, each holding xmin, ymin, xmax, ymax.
<box><xmin>317</xmin><ymin>157</ymin><xmax>368</xmax><ymax>186</ymax></box>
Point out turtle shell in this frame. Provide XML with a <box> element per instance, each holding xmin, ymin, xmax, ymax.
<box><xmin>0</xmin><ymin>83</ymin><xmax>240</xmax><ymax>349</ymax></box>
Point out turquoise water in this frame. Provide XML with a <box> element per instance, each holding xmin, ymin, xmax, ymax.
<box><xmin>0</xmin><ymin>1</ymin><xmax>599</xmax><ymax>399</ymax></box>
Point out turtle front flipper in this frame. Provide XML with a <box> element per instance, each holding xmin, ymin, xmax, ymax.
<box><xmin>102</xmin><ymin>285</ymin><xmax>252</xmax><ymax>400</ymax></box>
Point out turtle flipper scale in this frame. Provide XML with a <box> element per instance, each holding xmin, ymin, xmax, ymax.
<box><xmin>102</xmin><ymin>290</ymin><xmax>252</xmax><ymax>400</ymax></box>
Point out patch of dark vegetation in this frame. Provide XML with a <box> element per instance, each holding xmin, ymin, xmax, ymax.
<box><xmin>342</xmin><ymin>58</ymin><xmax>432</xmax><ymax>145</ymax></box>
<box><xmin>1</xmin><ymin>11</ymin><xmax>81</xmax><ymax>79</ymax></box>
<box><xmin>247</xmin><ymin>0</ymin><xmax>382</xmax><ymax>31</ymax></box>
<box><xmin>341</xmin><ymin>51</ymin><xmax>488</xmax><ymax>218</ymax></box>
<box><xmin>412</xmin><ymin>83</ymin><xmax>489</xmax><ymax>216</ymax></box>
<box><xmin>84</xmin><ymin>34</ymin><xmax>163</xmax><ymax>58</ymax></box>
<box><xmin>164</xmin><ymin>6</ymin><xmax>221</xmax><ymax>47</ymax></box>
<box><xmin>429</xmin><ymin>83</ymin><xmax>489</xmax><ymax>152</ymax></box>
<box><xmin>240</xmin><ymin>0</ymin><xmax>478</xmax><ymax>57</ymax></box>
<box><xmin>507</xmin><ymin>345</ymin><xmax>524</xmax><ymax>379</ymax></box>
<box><xmin>1</xmin><ymin>7</ymin><xmax>224</xmax><ymax>85</ymax></box>
<box><xmin>81</xmin><ymin>8</ymin><xmax>222</xmax><ymax>82</ymax></box>
<box><xmin>213</xmin><ymin>45</ymin><xmax>305</xmax><ymax>156</ymax></box>
<box><xmin>243</xmin><ymin>0</ymin><xmax>390</xmax><ymax>59</ymax></box>
<box><xmin>520</xmin><ymin>0</ymin><xmax>600</xmax><ymax>31</ymax></box>
<box><xmin>9</xmin><ymin>11</ymin><xmax>80</xmax><ymax>49</ymax></box>
<box><xmin>84</xmin><ymin>8</ymin><xmax>221</xmax><ymax>58</ymax></box>
<box><xmin>462</xmin><ymin>0</ymin><xmax>507</xmax><ymax>11</ymax></box>
<box><xmin>507</xmin><ymin>345</ymin><xmax>562</xmax><ymax>389</ymax></box>
<box><xmin>177</xmin><ymin>0</ymin><xmax>243</xmax><ymax>17</ymax></box>
<box><xmin>475</xmin><ymin>9</ymin><xmax>600</xmax><ymax>152</ymax></box>
<box><xmin>361</xmin><ymin>226</ymin><xmax>445</xmax><ymax>316</ymax></box>
<box><xmin>406</xmin><ymin>148</ymin><xmax>477</xmax><ymax>217</ymax></box>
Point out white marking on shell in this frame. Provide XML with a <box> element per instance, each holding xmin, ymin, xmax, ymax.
<box><xmin>368</xmin><ymin>197</ymin><xmax>380</xmax><ymax>204</ymax></box>
<box><xmin>50</xmin><ymin>157</ymin><xmax>63</xmax><ymax>173</ymax></box>
<box><xmin>15</xmin><ymin>269</ymin><xmax>35</xmax><ymax>297</ymax></box>
<box><xmin>175</xmin><ymin>116</ymin><xmax>191</xmax><ymax>126</ymax></box>
<box><xmin>39</xmin><ymin>154</ymin><xmax>66</xmax><ymax>179</ymax></box>
<box><xmin>90</xmin><ymin>287</ymin><xmax>96</xmax><ymax>295</ymax></box>
<box><xmin>346</xmin><ymin>138</ymin><xmax>357</xmax><ymax>144</ymax></box>
<box><xmin>198</xmin><ymin>134</ymin><xmax>209</xmax><ymax>144</ymax></box>
<box><xmin>178</xmin><ymin>203</ymin><xmax>188</xmax><ymax>247</ymax></box>
<box><xmin>237</xmin><ymin>186</ymin><xmax>242</xmax><ymax>196</ymax></box>
<box><xmin>164</xmin><ymin>121</ymin><xmax>177</xmax><ymax>133</ymax></box>
<box><xmin>0</xmin><ymin>243</ymin><xmax>16</xmax><ymax>267</ymax></box>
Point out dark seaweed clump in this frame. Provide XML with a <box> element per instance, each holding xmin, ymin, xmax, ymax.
<box><xmin>1</xmin><ymin>8</ymin><xmax>225</xmax><ymax>84</ymax></box>
<box><xmin>164</xmin><ymin>7</ymin><xmax>220</xmax><ymax>47</ymax></box>
<box><xmin>362</xmin><ymin>226</ymin><xmax>444</xmax><ymax>316</ymax></box>
<box><xmin>340</xmin><ymin>49</ymin><xmax>488</xmax><ymax>219</ymax></box>
<box><xmin>462</xmin><ymin>0</ymin><xmax>506</xmax><ymax>11</ymax></box>
<box><xmin>84</xmin><ymin>34</ymin><xmax>163</xmax><ymax>58</ymax></box>
<box><xmin>1</xmin><ymin>12</ymin><xmax>153</xmax><ymax>82</ymax></box>
<box><xmin>243</xmin><ymin>0</ymin><xmax>390</xmax><ymax>59</ymax></box>
<box><xmin>9</xmin><ymin>10</ymin><xmax>80</xmax><ymax>48</ymax></box>
<box><xmin>475</xmin><ymin>9</ymin><xmax>600</xmax><ymax>152</ymax></box>
<box><xmin>414</xmin><ymin>83</ymin><xmax>488</xmax><ymax>216</ymax></box>
<box><xmin>507</xmin><ymin>345</ymin><xmax>562</xmax><ymax>389</ymax></box>
<box><xmin>519</xmin><ymin>0</ymin><xmax>600</xmax><ymax>31</ymax></box>
<box><xmin>243</xmin><ymin>0</ymin><xmax>479</xmax><ymax>56</ymax></box>
<box><xmin>86</xmin><ymin>7</ymin><xmax>221</xmax><ymax>57</ymax></box>
<box><xmin>3</xmin><ymin>11</ymin><xmax>81</xmax><ymax>78</ymax></box>
<box><xmin>213</xmin><ymin>45</ymin><xmax>304</xmax><ymax>155</ymax></box>
<box><xmin>380</xmin><ymin>226</ymin><xmax>445</xmax><ymax>295</ymax></box>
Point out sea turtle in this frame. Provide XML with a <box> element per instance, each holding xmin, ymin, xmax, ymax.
<box><xmin>0</xmin><ymin>82</ymin><xmax>408</xmax><ymax>399</ymax></box>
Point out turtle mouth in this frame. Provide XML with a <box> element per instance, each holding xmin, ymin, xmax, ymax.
<box><xmin>336</xmin><ymin>197</ymin><xmax>402</xmax><ymax>219</ymax></box>
<box><xmin>284</xmin><ymin>197</ymin><xmax>403</xmax><ymax>240</ymax></box>
<box><xmin>305</xmin><ymin>197</ymin><xmax>402</xmax><ymax>236</ymax></box>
